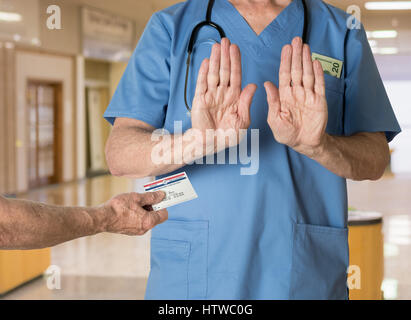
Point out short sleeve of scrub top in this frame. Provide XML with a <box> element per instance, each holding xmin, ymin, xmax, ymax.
<box><xmin>343</xmin><ymin>23</ymin><xmax>401</xmax><ymax>142</ymax></box>
<box><xmin>103</xmin><ymin>13</ymin><xmax>170</xmax><ymax>128</ymax></box>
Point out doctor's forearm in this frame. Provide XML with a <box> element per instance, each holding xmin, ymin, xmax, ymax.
<box><xmin>309</xmin><ymin>132</ymin><xmax>390</xmax><ymax>181</ymax></box>
<box><xmin>106</xmin><ymin>120</ymin><xmax>206</xmax><ymax>178</ymax></box>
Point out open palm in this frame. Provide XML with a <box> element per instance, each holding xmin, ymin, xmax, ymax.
<box><xmin>191</xmin><ymin>38</ymin><xmax>257</xmax><ymax>148</ymax></box>
<box><xmin>264</xmin><ymin>37</ymin><xmax>328</xmax><ymax>156</ymax></box>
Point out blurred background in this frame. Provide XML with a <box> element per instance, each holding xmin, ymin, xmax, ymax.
<box><xmin>0</xmin><ymin>0</ymin><xmax>410</xmax><ymax>300</ymax></box>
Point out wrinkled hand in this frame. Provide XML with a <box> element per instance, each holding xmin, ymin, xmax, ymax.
<box><xmin>102</xmin><ymin>191</ymin><xmax>168</xmax><ymax>236</ymax></box>
<box><xmin>191</xmin><ymin>37</ymin><xmax>257</xmax><ymax>151</ymax></box>
<box><xmin>264</xmin><ymin>37</ymin><xmax>328</xmax><ymax>157</ymax></box>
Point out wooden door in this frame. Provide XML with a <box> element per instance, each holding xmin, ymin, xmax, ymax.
<box><xmin>27</xmin><ymin>82</ymin><xmax>61</xmax><ymax>188</ymax></box>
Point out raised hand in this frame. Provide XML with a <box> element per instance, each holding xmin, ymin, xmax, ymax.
<box><xmin>264</xmin><ymin>37</ymin><xmax>328</xmax><ymax>157</ymax></box>
<box><xmin>191</xmin><ymin>37</ymin><xmax>257</xmax><ymax>150</ymax></box>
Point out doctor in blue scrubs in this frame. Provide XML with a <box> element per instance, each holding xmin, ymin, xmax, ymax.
<box><xmin>104</xmin><ymin>0</ymin><xmax>401</xmax><ymax>299</ymax></box>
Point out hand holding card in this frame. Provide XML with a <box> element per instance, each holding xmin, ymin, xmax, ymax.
<box><xmin>143</xmin><ymin>172</ymin><xmax>198</xmax><ymax>210</ymax></box>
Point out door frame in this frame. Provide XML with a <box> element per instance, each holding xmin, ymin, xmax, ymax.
<box><xmin>26</xmin><ymin>80</ymin><xmax>63</xmax><ymax>187</ymax></box>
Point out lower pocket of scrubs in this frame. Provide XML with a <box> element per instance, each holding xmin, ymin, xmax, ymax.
<box><xmin>145</xmin><ymin>238</ymin><xmax>190</xmax><ymax>299</ymax></box>
<box><xmin>145</xmin><ymin>220</ymin><xmax>209</xmax><ymax>299</ymax></box>
<box><xmin>289</xmin><ymin>223</ymin><xmax>349</xmax><ymax>300</ymax></box>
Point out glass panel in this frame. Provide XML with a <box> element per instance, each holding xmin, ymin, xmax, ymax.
<box><xmin>37</xmin><ymin>85</ymin><xmax>55</xmax><ymax>180</ymax></box>
<box><xmin>27</xmin><ymin>85</ymin><xmax>37</xmax><ymax>184</ymax></box>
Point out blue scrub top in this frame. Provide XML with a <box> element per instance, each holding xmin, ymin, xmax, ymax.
<box><xmin>104</xmin><ymin>0</ymin><xmax>401</xmax><ymax>299</ymax></box>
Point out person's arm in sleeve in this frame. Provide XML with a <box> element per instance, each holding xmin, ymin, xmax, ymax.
<box><xmin>312</xmin><ymin>23</ymin><xmax>401</xmax><ymax>181</ymax></box>
<box><xmin>265</xmin><ymin>30</ymin><xmax>400</xmax><ymax>181</ymax></box>
<box><xmin>0</xmin><ymin>192</ymin><xmax>167</xmax><ymax>250</ymax></box>
<box><xmin>309</xmin><ymin>131</ymin><xmax>390</xmax><ymax>181</ymax></box>
<box><xmin>104</xmin><ymin>14</ymin><xmax>256</xmax><ymax>178</ymax></box>
<box><xmin>104</xmin><ymin>13</ymin><xmax>181</xmax><ymax>178</ymax></box>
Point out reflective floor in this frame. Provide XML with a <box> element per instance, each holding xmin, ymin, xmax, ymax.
<box><xmin>1</xmin><ymin>174</ymin><xmax>410</xmax><ymax>300</ymax></box>
<box><xmin>1</xmin><ymin>175</ymin><xmax>152</xmax><ymax>300</ymax></box>
<box><xmin>347</xmin><ymin>173</ymin><xmax>411</xmax><ymax>300</ymax></box>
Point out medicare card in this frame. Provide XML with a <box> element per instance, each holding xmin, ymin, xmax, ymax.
<box><xmin>143</xmin><ymin>172</ymin><xmax>198</xmax><ymax>211</ymax></box>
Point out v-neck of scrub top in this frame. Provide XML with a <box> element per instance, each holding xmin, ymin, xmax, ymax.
<box><xmin>213</xmin><ymin>0</ymin><xmax>305</xmax><ymax>60</ymax></box>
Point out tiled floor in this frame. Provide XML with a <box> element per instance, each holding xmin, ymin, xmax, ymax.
<box><xmin>2</xmin><ymin>275</ymin><xmax>147</xmax><ymax>300</ymax></box>
<box><xmin>1</xmin><ymin>174</ymin><xmax>410</xmax><ymax>300</ymax></box>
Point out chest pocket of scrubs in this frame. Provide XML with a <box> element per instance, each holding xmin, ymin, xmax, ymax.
<box><xmin>289</xmin><ymin>223</ymin><xmax>349</xmax><ymax>299</ymax></box>
<box><xmin>145</xmin><ymin>220</ymin><xmax>209</xmax><ymax>300</ymax></box>
<box><xmin>324</xmin><ymin>73</ymin><xmax>345</xmax><ymax>136</ymax></box>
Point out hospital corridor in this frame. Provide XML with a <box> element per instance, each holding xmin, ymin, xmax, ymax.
<box><xmin>0</xmin><ymin>175</ymin><xmax>410</xmax><ymax>299</ymax></box>
<box><xmin>1</xmin><ymin>0</ymin><xmax>411</xmax><ymax>302</ymax></box>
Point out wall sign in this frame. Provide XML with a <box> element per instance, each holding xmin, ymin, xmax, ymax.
<box><xmin>82</xmin><ymin>7</ymin><xmax>134</xmax><ymax>62</ymax></box>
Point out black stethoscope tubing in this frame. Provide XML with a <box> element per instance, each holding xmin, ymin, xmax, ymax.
<box><xmin>184</xmin><ymin>0</ymin><xmax>308</xmax><ymax>113</ymax></box>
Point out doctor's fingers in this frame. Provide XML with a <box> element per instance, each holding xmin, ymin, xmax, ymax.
<box><xmin>291</xmin><ymin>37</ymin><xmax>303</xmax><ymax>87</ymax></box>
<box><xmin>238</xmin><ymin>83</ymin><xmax>257</xmax><ymax>126</ymax></box>
<box><xmin>264</xmin><ymin>81</ymin><xmax>281</xmax><ymax>119</ymax></box>
<box><xmin>208</xmin><ymin>43</ymin><xmax>221</xmax><ymax>90</ymax></box>
<box><xmin>219</xmin><ymin>38</ymin><xmax>231</xmax><ymax>87</ymax></box>
<box><xmin>195</xmin><ymin>58</ymin><xmax>209</xmax><ymax>96</ymax></box>
<box><xmin>313</xmin><ymin>60</ymin><xmax>326</xmax><ymax>96</ymax></box>
<box><xmin>302</xmin><ymin>44</ymin><xmax>315</xmax><ymax>91</ymax></box>
<box><xmin>229</xmin><ymin>44</ymin><xmax>242</xmax><ymax>90</ymax></box>
<box><xmin>279</xmin><ymin>45</ymin><xmax>292</xmax><ymax>89</ymax></box>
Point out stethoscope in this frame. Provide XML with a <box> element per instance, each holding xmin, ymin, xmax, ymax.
<box><xmin>184</xmin><ymin>0</ymin><xmax>308</xmax><ymax>114</ymax></box>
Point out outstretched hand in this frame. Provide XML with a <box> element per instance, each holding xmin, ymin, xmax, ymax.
<box><xmin>103</xmin><ymin>191</ymin><xmax>168</xmax><ymax>236</ymax></box>
<box><xmin>264</xmin><ymin>37</ymin><xmax>328</xmax><ymax>157</ymax></box>
<box><xmin>192</xmin><ymin>38</ymin><xmax>257</xmax><ymax>150</ymax></box>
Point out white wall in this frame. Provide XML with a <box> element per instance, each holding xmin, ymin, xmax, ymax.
<box><xmin>0</xmin><ymin>0</ymin><xmax>40</xmax><ymax>44</ymax></box>
<box><xmin>384</xmin><ymin>80</ymin><xmax>411</xmax><ymax>174</ymax></box>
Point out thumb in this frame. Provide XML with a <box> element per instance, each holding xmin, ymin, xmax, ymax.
<box><xmin>238</xmin><ymin>83</ymin><xmax>257</xmax><ymax>126</ymax></box>
<box><xmin>264</xmin><ymin>81</ymin><xmax>281</xmax><ymax>118</ymax></box>
<box><xmin>139</xmin><ymin>191</ymin><xmax>166</xmax><ymax>206</ymax></box>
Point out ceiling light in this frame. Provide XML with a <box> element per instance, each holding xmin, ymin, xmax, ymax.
<box><xmin>365</xmin><ymin>1</ymin><xmax>411</xmax><ymax>10</ymax></box>
<box><xmin>5</xmin><ymin>42</ymin><xmax>15</xmax><ymax>49</ymax></box>
<box><xmin>0</xmin><ymin>11</ymin><xmax>22</xmax><ymax>22</ymax></box>
<box><xmin>31</xmin><ymin>38</ymin><xmax>41</xmax><ymax>46</ymax></box>
<box><xmin>379</xmin><ymin>47</ymin><xmax>399</xmax><ymax>54</ymax></box>
<box><xmin>367</xmin><ymin>30</ymin><xmax>398</xmax><ymax>38</ymax></box>
<box><xmin>372</xmin><ymin>47</ymin><xmax>399</xmax><ymax>55</ymax></box>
